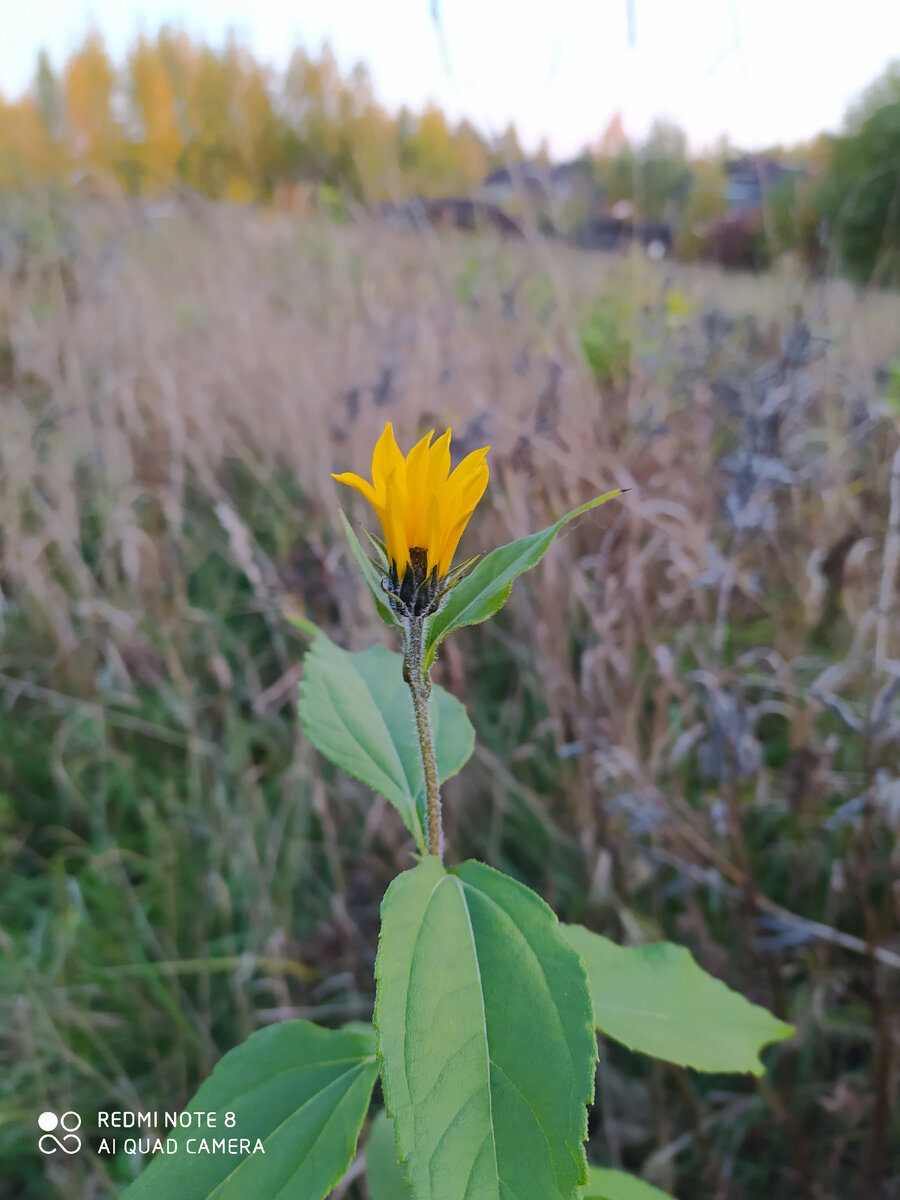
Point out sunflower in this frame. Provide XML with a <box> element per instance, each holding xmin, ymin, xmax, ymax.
<box><xmin>332</xmin><ymin>422</ymin><xmax>489</xmax><ymax>616</ymax></box>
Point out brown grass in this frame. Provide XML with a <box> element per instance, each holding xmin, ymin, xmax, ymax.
<box><xmin>1</xmin><ymin>194</ymin><xmax>899</xmax><ymax>1199</ymax></box>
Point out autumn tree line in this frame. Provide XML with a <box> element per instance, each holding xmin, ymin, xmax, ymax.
<box><xmin>0</xmin><ymin>31</ymin><xmax>525</xmax><ymax>204</ymax></box>
<box><xmin>0</xmin><ymin>30</ymin><xmax>898</xmax><ymax>285</ymax></box>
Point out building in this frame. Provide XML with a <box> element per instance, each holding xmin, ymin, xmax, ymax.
<box><xmin>724</xmin><ymin>157</ymin><xmax>800</xmax><ymax>215</ymax></box>
<box><xmin>479</xmin><ymin>159</ymin><xmax>596</xmax><ymax>231</ymax></box>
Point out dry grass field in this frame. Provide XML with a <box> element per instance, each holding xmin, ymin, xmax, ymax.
<box><xmin>1</xmin><ymin>193</ymin><xmax>899</xmax><ymax>1199</ymax></box>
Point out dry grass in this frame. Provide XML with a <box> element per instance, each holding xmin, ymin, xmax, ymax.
<box><xmin>1</xmin><ymin>193</ymin><xmax>899</xmax><ymax>1199</ymax></box>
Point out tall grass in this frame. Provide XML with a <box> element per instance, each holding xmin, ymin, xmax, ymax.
<box><xmin>1</xmin><ymin>193</ymin><xmax>899</xmax><ymax>1199</ymax></box>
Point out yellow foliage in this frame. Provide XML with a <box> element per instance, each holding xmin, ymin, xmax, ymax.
<box><xmin>64</xmin><ymin>32</ymin><xmax>118</xmax><ymax>171</ymax></box>
<box><xmin>127</xmin><ymin>36</ymin><xmax>181</xmax><ymax>192</ymax></box>
<box><xmin>0</xmin><ymin>26</ymin><xmax>499</xmax><ymax>205</ymax></box>
<box><xmin>0</xmin><ymin>97</ymin><xmax>57</xmax><ymax>185</ymax></box>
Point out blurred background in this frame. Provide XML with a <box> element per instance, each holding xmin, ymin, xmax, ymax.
<box><xmin>1</xmin><ymin>2</ymin><xmax>899</xmax><ymax>1197</ymax></box>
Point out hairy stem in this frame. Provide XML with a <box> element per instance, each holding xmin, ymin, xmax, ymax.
<box><xmin>403</xmin><ymin>615</ymin><xmax>443</xmax><ymax>860</ymax></box>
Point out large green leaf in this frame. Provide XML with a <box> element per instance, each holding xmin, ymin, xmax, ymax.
<box><xmin>563</xmin><ymin>925</ymin><xmax>794</xmax><ymax>1075</ymax></box>
<box><xmin>121</xmin><ymin>1021</ymin><xmax>378</xmax><ymax>1200</ymax></box>
<box><xmin>363</xmin><ymin>1117</ymin><xmax>674</xmax><ymax>1200</ymax></box>
<box><xmin>366</xmin><ymin>1110</ymin><xmax>411</xmax><ymax>1199</ymax></box>
<box><xmin>375</xmin><ymin>857</ymin><xmax>596</xmax><ymax>1200</ymax></box>
<box><xmin>581</xmin><ymin>1166</ymin><xmax>674</xmax><ymax>1200</ymax></box>
<box><xmin>338</xmin><ymin>509</ymin><xmax>398</xmax><ymax>628</ymax></box>
<box><xmin>425</xmin><ymin>490</ymin><xmax>622</xmax><ymax>662</ymax></box>
<box><xmin>298</xmin><ymin>628</ymin><xmax>475</xmax><ymax>851</ymax></box>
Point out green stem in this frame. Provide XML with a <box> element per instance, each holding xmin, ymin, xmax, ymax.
<box><xmin>403</xmin><ymin>615</ymin><xmax>443</xmax><ymax>860</ymax></box>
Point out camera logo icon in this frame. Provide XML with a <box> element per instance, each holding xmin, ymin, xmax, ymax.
<box><xmin>38</xmin><ymin>1111</ymin><xmax>82</xmax><ymax>1154</ymax></box>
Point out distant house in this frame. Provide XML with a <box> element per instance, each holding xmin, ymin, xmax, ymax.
<box><xmin>481</xmin><ymin>162</ymin><xmax>553</xmax><ymax>206</ymax></box>
<box><xmin>700</xmin><ymin>157</ymin><xmax>803</xmax><ymax>270</ymax></box>
<box><xmin>479</xmin><ymin>160</ymin><xmax>595</xmax><ymax>229</ymax></box>
<box><xmin>724</xmin><ymin>157</ymin><xmax>799</xmax><ymax>215</ymax></box>
<box><xmin>376</xmin><ymin>197</ymin><xmax>524</xmax><ymax>239</ymax></box>
<box><xmin>479</xmin><ymin>159</ymin><xmax>677</xmax><ymax>255</ymax></box>
<box><xmin>570</xmin><ymin>214</ymin><xmax>673</xmax><ymax>258</ymax></box>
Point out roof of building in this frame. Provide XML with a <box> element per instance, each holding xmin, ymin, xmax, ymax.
<box><xmin>725</xmin><ymin>157</ymin><xmax>802</xmax><ymax>182</ymax></box>
<box><xmin>482</xmin><ymin>159</ymin><xmax>593</xmax><ymax>190</ymax></box>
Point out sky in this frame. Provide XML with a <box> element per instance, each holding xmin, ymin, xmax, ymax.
<box><xmin>2</xmin><ymin>0</ymin><xmax>899</xmax><ymax>156</ymax></box>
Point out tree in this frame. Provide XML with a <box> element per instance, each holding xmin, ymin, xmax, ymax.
<box><xmin>179</xmin><ymin>41</ymin><xmax>240</xmax><ymax>198</ymax></box>
<box><xmin>229</xmin><ymin>48</ymin><xmax>281</xmax><ymax>199</ymax></box>
<box><xmin>0</xmin><ymin>52</ymin><xmax>67</xmax><ymax>184</ymax></box>
<box><xmin>597</xmin><ymin>147</ymin><xmax>637</xmax><ymax>208</ymax></box>
<box><xmin>0</xmin><ymin>96</ymin><xmax>51</xmax><ymax>186</ymax></box>
<box><xmin>637</xmin><ymin>119</ymin><xmax>691</xmax><ymax>222</ymax></box>
<box><xmin>818</xmin><ymin>60</ymin><xmax>900</xmax><ymax>284</ymax></box>
<box><xmin>35</xmin><ymin>51</ymin><xmax>64</xmax><ymax>149</ymax></box>
<box><xmin>675</xmin><ymin>159</ymin><xmax>728</xmax><ymax>259</ymax></box>
<box><xmin>845</xmin><ymin>59</ymin><xmax>900</xmax><ymax>131</ymax></box>
<box><xmin>489</xmin><ymin>121</ymin><xmax>523</xmax><ymax>169</ymax></box>
<box><xmin>454</xmin><ymin>119</ymin><xmax>488</xmax><ymax>188</ymax></box>
<box><xmin>595</xmin><ymin>111</ymin><xmax>628</xmax><ymax>158</ymax></box>
<box><xmin>63</xmin><ymin>31</ymin><xmax>119</xmax><ymax>175</ymax></box>
<box><xmin>404</xmin><ymin>105</ymin><xmax>454</xmax><ymax>195</ymax></box>
<box><xmin>280</xmin><ymin>44</ymin><xmax>361</xmax><ymax>195</ymax></box>
<box><xmin>125</xmin><ymin>36</ymin><xmax>181</xmax><ymax>192</ymax></box>
<box><xmin>344</xmin><ymin>97</ymin><xmax>401</xmax><ymax>201</ymax></box>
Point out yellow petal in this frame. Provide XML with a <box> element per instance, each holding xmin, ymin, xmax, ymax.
<box><xmin>331</xmin><ymin>471</ymin><xmax>378</xmax><ymax>507</ymax></box>
<box><xmin>443</xmin><ymin>450</ymin><xmax>489</xmax><ymax>517</ymax></box>
<box><xmin>425</xmin><ymin>491</ymin><xmax>443</xmax><ymax>575</ymax></box>
<box><xmin>425</xmin><ymin>429</ymin><xmax>452</xmax><ymax>495</ymax></box>
<box><xmin>437</xmin><ymin>511</ymin><xmax>474</xmax><ymax>576</ymax></box>
<box><xmin>446</xmin><ymin>445</ymin><xmax>490</xmax><ymax>496</ymax></box>
<box><xmin>371</xmin><ymin>422</ymin><xmax>405</xmax><ymax>498</ymax></box>
<box><xmin>403</xmin><ymin>430</ymin><xmax>434</xmax><ymax>548</ymax></box>
<box><xmin>437</xmin><ymin>456</ymin><xmax>488</xmax><ymax>574</ymax></box>
<box><xmin>383</xmin><ymin>466</ymin><xmax>410</xmax><ymax>576</ymax></box>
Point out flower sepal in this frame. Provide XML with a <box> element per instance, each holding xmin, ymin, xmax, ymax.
<box><xmin>381</xmin><ymin>550</ymin><xmax>482</xmax><ymax>622</ymax></box>
<box><xmin>361</xmin><ymin>527</ymin><xmax>389</xmax><ymax>567</ymax></box>
<box><xmin>383</xmin><ymin>549</ymin><xmax>442</xmax><ymax>619</ymax></box>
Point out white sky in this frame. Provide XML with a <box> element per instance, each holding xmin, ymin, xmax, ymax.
<box><xmin>2</xmin><ymin>0</ymin><xmax>899</xmax><ymax>155</ymax></box>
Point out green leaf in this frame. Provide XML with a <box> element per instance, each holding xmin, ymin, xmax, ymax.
<box><xmin>581</xmin><ymin>1165</ymin><xmax>674</xmax><ymax>1200</ymax></box>
<box><xmin>298</xmin><ymin>628</ymin><xmax>474</xmax><ymax>852</ymax></box>
<box><xmin>425</xmin><ymin>491</ymin><xmax>623</xmax><ymax>663</ymax></box>
<box><xmin>338</xmin><ymin>509</ymin><xmax>398</xmax><ymax>628</ymax></box>
<box><xmin>366</xmin><ymin>1111</ymin><xmax>411</xmax><ymax>1199</ymax></box>
<box><xmin>375</xmin><ymin>858</ymin><xmax>596</xmax><ymax>1200</ymax></box>
<box><xmin>562</xmin><ymin>925</ymin><xmax>794</xmax><ymax>1075</ymax></box>
<box><xmin>121</xmin><ymin>1021</ymin><xmax>378</xmax><ymax>1200</ymax></box>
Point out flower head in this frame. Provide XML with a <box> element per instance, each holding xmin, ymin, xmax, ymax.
<box><xmin>332</xmin><ymin>422</ymin><xmax>489</xmax><ymax>615</ymax></box>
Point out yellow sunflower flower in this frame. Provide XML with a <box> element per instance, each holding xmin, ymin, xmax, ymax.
<box><xmin>332</xmin><ymin>422</ymin><xmax>489</xmax><ymax>609</ymax></box>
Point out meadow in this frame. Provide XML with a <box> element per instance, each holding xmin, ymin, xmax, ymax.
<box><xmin>1</xmin><ymin>192</ymin><xmax>899</xmax><ymax>1199</ymax></box>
